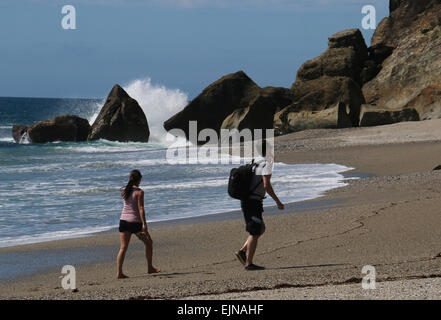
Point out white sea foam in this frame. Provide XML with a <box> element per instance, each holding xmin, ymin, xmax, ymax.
<box><xmin>124</xmin><ymin>78</ymin><xmax>188</xmax><ymax>143</ymax></box>
<box><xmin>55</xmin><ymin>142</ymin><xmax>162</xmax><ymax>154</ymax></box>
<box><xmin>87</xmin><ymin>100</ymin><xmax>105</xmax><ymax>125</ymax></box>
<box><xmin>0</xmin><ymin>225</ymin><xmax>115</xmax><ymax>248</ymax></box>
<box><xmin>0</xmin><ymin>139</ymin><xmax>357</xmax><ymax>248</ymax></box>
<box><xmin>87</xmin><ymin>77</ymin><xmax>188</xmax><ymax>144</ymax></box>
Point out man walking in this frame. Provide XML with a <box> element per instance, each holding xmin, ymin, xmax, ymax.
<box><xmin>235</xmin><ymin>141</ymin><xmax>285</xmax><ymax>270</ymax></box>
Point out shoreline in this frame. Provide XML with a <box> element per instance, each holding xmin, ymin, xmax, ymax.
<box><xmin>0</xmin><ymin>158</ymin><xmax>356</xmax><ymax>250</ymax></box>
<box><xmin>1</xmin><ymin>121</ymin><xmax>441</xmax><ymax>299</ymax></box>
<box><xmin>0</xmin><ymin>193</ymin><xmax>347</xmax><ymax>282</ymax></box>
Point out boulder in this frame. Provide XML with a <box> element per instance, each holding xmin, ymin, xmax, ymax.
<box><xmin>273</xmin><ymin>29</ymin><xmax>368</xmax><ymax>136</ymax></box>
<box><xmin>13</xmin><ymin>115</ymin><xmax>90</xmax><ymax>143</ymax></box>
<box><xmin>288</xmin><ymin>76</ymin><xmax>365</xmax><ymax>128</ymax></box>
<box><xmin>220</xmin><ymin>86</ymin><xmax>294</xmax><ymax>135</ymax></box>
<box><xmin>88</xmin><ymin>85</ymin><xmax>150</xmax><ymax>142</ymax></box>
<box><xmin>274</xmin><ymin>101</ymin><xmax>353</xmax><ymax>136</ymax></box>
<box><xmin>360</xmin><ymin>106</ymin><xmax>420</xmax><ymax>127</ymax></box>
<box><xmin>297</xmin><ymin>29</ymin><xmax>368</xmax><ymax>86</ymax></box>
<box><xmin>163</xmin><ymin>71</ymin><xmax>261</xmax><ymax>143</ymax></box>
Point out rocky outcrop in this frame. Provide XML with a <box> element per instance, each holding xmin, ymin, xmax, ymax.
<box><xmin>270</xmin><ymin>29</ymin><xmax>368</xmax><ymax>135</ymax></box>
<box><xmin>88</xmin><ymin>85</ymin><xmax>150</xmax><ymax>142</ymax></box>
<box><xmin>402</xmin><ymin>84</ymin><xmax>441</xmax><ymax>120</ymax></box>
<box><xmin>372</xmin><ymin>0</ymin><xmax>441</xmax><ymax>48</ymax></box>
<box><xmin>163</xmin><ymin>71</ymin><xmax>261</xmax><ymax>143</ymax></box>
<box><xmin>363</xmin><ymin>0</ymin><xmax>441</xmax><ymax>118</ymax></box>
<box><xmin>220</xmin><ymin>86</ymin><xmax>294</xmax><ymax>135</ymax></box>
<box><xmin>274</xmin><ymin>34</ymin><xmax>367</xmax><ymax>135</ymax></box>
<box><xmin>274</xmin><ymin>76</ymin><xmax>363</xmax><ymax>135</ymax></box>
<box><xmin>274</xmin><ymin>101</ymin><xmax>353</xmax><ymax>135</ymax></box>
<box><xmin>359</xmin><ymin>106</ymin><xmax>420</xmax><ymax>127</ymax></box>
<box><xmin>297</xmin><ymin>29</ymin><xmax>368</xmax><ymax>86</ymax></box>
<box><xmin>163</xmin><ymin>0</ymin><xmax>441</xmax><ymax>140</ymax></box>
<box><xmin>12</xmin><ymin>115</ymin><xmax>90</xmax><ymax>143</ymax></box>
<box><xmin>290</xmin><ymin>75</ymin><xmax>364</xmax><ymax>120</ymax></box>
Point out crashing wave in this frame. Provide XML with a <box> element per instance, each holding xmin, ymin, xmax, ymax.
<box><xmin>19</xmin><ymin>131</ymin><xmax>31</xmax><ymax>144</ymax></box>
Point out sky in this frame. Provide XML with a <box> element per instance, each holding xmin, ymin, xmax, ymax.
<box><xmin>0</xmin><ymin>0</ymin><xmax>389</xmax><ymax>99</ymax></box>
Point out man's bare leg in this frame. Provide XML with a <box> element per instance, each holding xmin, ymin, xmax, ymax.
<box><xmin>245</xmin><ymin>235</ymin><xmax>259</xmax><ymax>267</ymax></box>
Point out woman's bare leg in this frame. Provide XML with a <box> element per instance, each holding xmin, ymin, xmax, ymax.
<box><xmin>136</xmin><ymin>231</ymin><xmax>160</xmax><ymax>274</ymax></box>
<box><xmin>117</xmin><ymin>232</ymin><xmax>132</xmax><ymax>278</ymax></box>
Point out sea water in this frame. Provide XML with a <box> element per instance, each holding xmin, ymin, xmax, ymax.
<box><xmin>0</xmin><ymin>80</ymin><xmax>353</xmax><ymax>248</ymax></box>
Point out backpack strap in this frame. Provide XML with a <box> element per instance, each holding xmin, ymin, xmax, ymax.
<box><xmin>249</xmin><ymin>160</ymin><xmax>263</xmax><ymax>197</ymax></box>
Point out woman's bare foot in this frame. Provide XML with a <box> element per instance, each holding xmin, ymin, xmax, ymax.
<box><xmin>148</xmin><ymin>267</ymin><xmax>161</xmax><ymax>274</ymax></box>
<box><xmin>117</xmin><ymin>273</ymin><xmax>129</xmax><ymax>279</ymax></box>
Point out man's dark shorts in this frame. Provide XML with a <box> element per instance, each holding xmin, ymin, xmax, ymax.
<box><xmin>241</xmin><ymin>199</ymin><xmax>265</xmax><ymax>236</ymax></box>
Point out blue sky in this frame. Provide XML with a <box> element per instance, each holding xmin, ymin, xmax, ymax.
<box><xmin>0</xmin><ymin>0</ymin><xmax>388</xmax><ymax>99</ymax></box>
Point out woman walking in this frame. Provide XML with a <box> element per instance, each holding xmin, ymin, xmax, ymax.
<box><xmin>116</xmin><ymin>170</ymin><xmax>160</xmax><ymax>279</ymax></box>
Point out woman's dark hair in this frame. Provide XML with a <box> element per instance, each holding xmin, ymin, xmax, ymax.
<box><xmin>121</xmin><ymin>170</ymin><xmax>142</xmax><ymax>200</ymax></box>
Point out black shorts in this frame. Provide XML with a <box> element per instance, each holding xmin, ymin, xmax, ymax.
<box><xmin>119</xmin><ymin>220</ymin><xmax>142</xmax><ymax>233</ymax></box>
<box><xmin>241</xmin><ymin>199</ymin><xmax>265</xmax><ymax>236</ymax></box>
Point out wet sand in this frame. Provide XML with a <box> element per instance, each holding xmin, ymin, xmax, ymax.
<box><xmin>1</xmin><ymin>120</ymin><xmax>441</xmax><ymax>299</ymax></box>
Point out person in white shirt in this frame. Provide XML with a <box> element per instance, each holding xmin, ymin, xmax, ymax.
<box><xmin>235</xmin><ymin>140</ymin><xmax>285</xmax><ymax>270</ymax></box>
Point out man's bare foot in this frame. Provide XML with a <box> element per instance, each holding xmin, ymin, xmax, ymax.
<box><xmin>117</xmin><ymin>273</ymin><xmax>129</xmax><ymax>279</ymax></box>
<box><xmin>147</xmin><ymin>267</ymin><xmax>161</xmax><ymax>274</ymax></box>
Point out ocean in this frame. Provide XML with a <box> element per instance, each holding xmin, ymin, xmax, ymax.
<box><xmin>0</xmin><ymin>80</ymin><xmax>354</xmax><ymax>248</ymax></box>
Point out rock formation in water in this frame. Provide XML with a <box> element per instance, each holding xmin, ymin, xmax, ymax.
<box><xmin>12</xmin><ymin>115</ymin><xmax>90</xmax><ymax>143</ymax></box>
<box><xmin>88</xmin><ymin>85</ymin><xmax>150</xmax><ymax>142</ymax></box>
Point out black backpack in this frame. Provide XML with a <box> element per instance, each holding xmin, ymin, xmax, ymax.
<box><xmin>228</xmin><ymin>160</ymin><xmax>262</xmax><ymax>200</ymax></box>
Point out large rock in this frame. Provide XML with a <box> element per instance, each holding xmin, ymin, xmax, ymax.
<box><xmin>273</xmin><ymin>29</ymin><xmax>368</xmax><ymax>135</ymax></box>
<box><xmin>88</xmin><ymin>85</ymin><xmax>150</xmax><ymax>142</ymax></box>
<box><xmin>274</xmin><ymin>101</ymin><xmax>353</xmax><ymax>135</ymax></box>
<box><xmin>12</xmin><ymin>115</ymin><xmax>90</xmax><ymax>143</ymax></box>
<box><xmin>360</xmin><ymin>106</ymin><xmax>420</xmax><ymax>127</ymax></box>
<box><xmin>290</xmin><ymin>76</ymin><xmax>364</xmax><ymax>115</ymax></box>
<box><xmin>274</xmin><ymin>76</ymin><xmax>365</xmax><ymax>135</ymax></box>
<box><xmin>297</xmin><ymin>29</ymin><xmax>368</xmax><ymax>86</ymax></box>
<box><xmin>220</xmin><ymin>86</ymin><xmax>294</xmax><ymax>135</ymax></box>
<box><xmin>163</xmin><ymin>71</ymin><xmax>261</xmax><ymax>143</ymax></box>
<box><xmin>364</xmin><ymin>0</ymin><xmax>441</xmax><ymax>119</ymax></box>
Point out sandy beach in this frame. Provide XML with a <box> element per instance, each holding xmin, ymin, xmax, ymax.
<box><xmin>1</xmin><ymin>120</ymin><xmax>441</xmax><ymax>300</ymax></box>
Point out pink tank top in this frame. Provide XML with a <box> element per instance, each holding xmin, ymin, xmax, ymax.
<box><xmin>120</xmin><ymin>188</ymin><xmax>142</xmax><ymax>223</ymax></box>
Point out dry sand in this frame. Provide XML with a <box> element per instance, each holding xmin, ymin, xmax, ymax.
<box><xmin>1</xmin><ymin>120</ymin><xmax>441</xmax><ymax>300</ymax></box>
